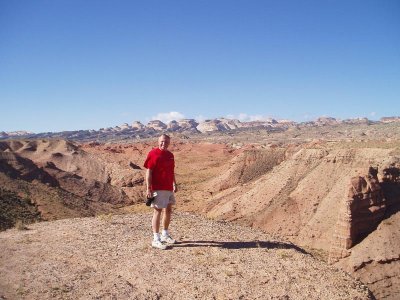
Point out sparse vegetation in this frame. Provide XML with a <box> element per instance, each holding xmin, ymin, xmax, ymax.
<box><xmin>97</xmin><ymin>212</ymin><xmax>113</xmax><ymax>222</ymax></box>
<box><xmin>277</xmin><ymin>250</ymin><xmax>293</xmax><ymax>260</ymax></box>
<box><xmin>304</xmin><ymin>247</ymin><xmax>329</xmax><ymax>262</ymax></box>
<box><xmin>0</xmin><ymin>187</ymin><xmax>40</xmax><ymax>231</ymax></box>
<box><xmin>14</xmin><ymin>220</ymin><xmax>28</xmax><ymax>230</ymax></box>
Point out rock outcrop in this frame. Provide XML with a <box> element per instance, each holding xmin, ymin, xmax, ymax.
<box><xmin>336</xmin><ymin>211</ymin><xmax>400</xmax><ymax>300</ymax></box>
<box><xmin>328</xmin><ymin>165</ymin><xmax>400</xmax><ymax>299</ymax></box>
<box><xmin>381</xmin><ymin>116</ymin><xmax>400</xmax><ymax>123</ymax></box>
<box><xmin>196</xmin><ymin>118</ymin><xmax>242</xmax><ymax>133</ymax></box>
<box><xmin>343</xmin><ymin>117</ymin><xmax>370</xmax><ymax>125</ymax></box>
<box><xmin>131</xmin><ymin>121</ymin><xmax>145</xmax><ymax>130</ymax></box>
<box><xmin>201</xmin><ymin>146</ymin><xmax>400</xmax><ymax>299</ymax></box>
<box><xmin>152</xmin><ymin>119</ymin><xmax>200</xmax><ymax>133</ymax></box>
<box><xmin>167</xmin><ymin>120</ymin><xmax>180</xmax><ymax>131</ymax></box>
<box><xmin>178</xmin><ymin>118</ymin><xmax>197</xmax><ymax>127</ymax></box>
<box><xmin>119</xmin><ymin>123</ymin><xmax>131</xmax><ymax>130</ymax></box>
<box><xmin>2</xmin><ymin>116</ymin><xmax>400</xmax><ymax>141</ymax></box>
<box><xmin>0</xmin><ymin>131</ymin><xmax>33</xmax><ymax>138</ymax></box>
<box><xmin>329</xmin><ymin>168</ymin><xmax>387</xmax><ymax>262</ymax></box>
<box><xmin>315</xmin><ymin>117</ymin><xmax>340</xmax><ymax>126</ymax></box>
<box><xmin>146</xmin><ymin>120</ymin><xmax>167</xmax><ymax>131</ymax></box>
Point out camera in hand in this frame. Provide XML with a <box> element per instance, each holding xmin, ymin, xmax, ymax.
<box><xmin>146</xmin><ymin>196</ymin><xmax>155</xmax><ymax>206</ymax></box>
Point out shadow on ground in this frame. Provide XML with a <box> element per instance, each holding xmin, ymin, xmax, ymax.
<box><xmin>172</xmin><ymin>240</ymin><xmax>309</xmax><ymax>254</ymax></box>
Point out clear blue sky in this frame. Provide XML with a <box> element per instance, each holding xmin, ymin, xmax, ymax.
<box><xmin>1</xmin><ymin>0</ymin><xmax>399</xmax><ymax>133</ymax></box>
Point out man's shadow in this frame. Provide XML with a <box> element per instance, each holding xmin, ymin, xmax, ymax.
<box><xmin>172</xmin><ymin>240</ymin><xmax>309</xmax><ymax>254</ymax></box>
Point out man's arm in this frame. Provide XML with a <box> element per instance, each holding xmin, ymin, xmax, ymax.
<box><xmin>146</xmin><ymin>169</ymin><xmax>153</xmax><ymax>198</ymax></box>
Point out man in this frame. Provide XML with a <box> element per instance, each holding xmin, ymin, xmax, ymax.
<box><xmin>144</xmin><ymin>134</ymin><xmax>178</xmax><ymax>250</ymax></box>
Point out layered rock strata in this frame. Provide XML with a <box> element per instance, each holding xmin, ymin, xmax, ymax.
<box><xmin>329</xmin><ymin>168</ymin><xmax>386</xmax><ymax>262</ymax></box>
<box><xmin>146</xmin><ymin>120</ymin><xmax>167</xmax><ymax>131</ymax></box>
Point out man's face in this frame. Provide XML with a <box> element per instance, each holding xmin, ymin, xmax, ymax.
<box><xmin>158</xmin><ymin>136</ymin><xmax>170</xmax><ymax>151</ymax></box>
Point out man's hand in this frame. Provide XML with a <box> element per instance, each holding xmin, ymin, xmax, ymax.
<box><xmin>173</xmin><ymin>183</ymin><xmax>178</xmax><ymax>193</ymax></box>
<box><xmin>146</xmin><ymin>188</ymin><xmax>153</xmax><ymax>199</ymax></box>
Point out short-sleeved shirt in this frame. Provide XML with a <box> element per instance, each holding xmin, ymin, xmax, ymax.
<box><xmin>144</xmin><ymin>148</ymin><xmax>175</xmax><ymax>191</ymax></box>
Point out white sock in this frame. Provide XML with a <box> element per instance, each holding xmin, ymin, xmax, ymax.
<box><xmin>162</xmin><ymin>229</ymin><xmax>169</xmax><ymax>236</ymax></box>
<box><xmin>153</xmin><ymin>233</ymin><xmax>160</xmax><ymax>241</ymax></box>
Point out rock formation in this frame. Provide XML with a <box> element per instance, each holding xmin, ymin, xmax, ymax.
<box><xmin>2</xmin><ymin>116</ymin><xmax>400</xmax><ymax>141</ymax></box>
<box><xmin>329</xmin><ymin>168</ymin><xmax>386</xmax><ymax>262</ymax></box>
<box><xmin>163</xmin><ymin>119</ymin><xmax>200</xmax><ymax>132</ymax></box>
<box><xmin>167</xmin><ymin>120</ymin><xmax>180</xmax><ymax>131</ymax></box>
<box><xmin>200</xmin><ymin>145</ymin><xmax>400</xmax><ymax>299</ymax></box>
<box><xmin>315</xmin><ymin>117</ymin><xmax>340</xmax><ymax>126</ymax></box>
<box><xmin>178</xmin><ymin>119</ymin><xmax>199</xmax><ymax>129</ymax></box>
<box><xmin>343</xmin><ymin>117</ymin><xmax>370</xmax><ymax>125</ymax></box>
<box><xmin>146</xmin><ymin>120</ymin><xmax>167</xmax><ymax>131</ymax></box>
<box><xmin>381</xmin><ymin>166</ymin><xmax>400</xmax><ymax>209</ymax></box>
<box><xmin>196</xmin><ymin>120</ymin><xmax>223</xmax><ymax>132</ymax></box>
<box><xmin>219</xmin><ymin>118</ymin><xmax>242</xmax><ymax>130</ymax></box>
<box><xmin>196</xmin><ymin>118</ymin><xmax>242</xmax><ymax>132</ymax></box>
<box><xmin>131</xmin><ymin>121</ymin><xmax>145</xmax><ymax>130</ymax></box>
<box><xmin>119</xmin><ymin>123</ymin><xmax>131</xmax><ymax>130</ymax></box>
<box><xmin>381</xmin><ymin>116</ymin><xmax>400</xmax><ymax>123</ymax></box>
<box><xmin>328</xmin><ymin>165</ymin><xmax>400</xmax><ymax>299</ymax></box>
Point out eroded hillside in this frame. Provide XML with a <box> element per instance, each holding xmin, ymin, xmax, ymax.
<box><xmin>1</xmin><ymin>132</ymin><xmax>399</xmax><ymax>299</ymax></box>
<box><xmin>82</xmin><ymin>138</ymin><xmax>400</xmax><ymax>299</ymax></box>
<box><xmin>0</xmin><ymin>140</ymin><xmax>142</xmax><ymax>226</ymax></box>
<box><xmin>197</xmin><ymin>142</ymin><xmax>400</xmax><ymax>300</ymax></box>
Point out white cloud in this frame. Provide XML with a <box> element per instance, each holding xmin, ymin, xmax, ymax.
<box><xmin>370</xmin><ymin>111</ymin><xmax>376</xmax><ymax>117</ymax></box>
<box><xmin>226</xmin><ymin>113</ymin><xmax>271</xmax><ymax>122</ymax></box>
<box><xmin>151</xmin><ymin>111</ymin><xmax>185</xmax><ymax>123</ymax></box>
<box><xmin>195</xmin><ymin>115</ymin><xmax>206</xmax><ymax>122</ymax></box>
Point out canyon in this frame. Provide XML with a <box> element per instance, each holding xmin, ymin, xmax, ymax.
<box><xmin>1</xmin><ymin>120</ymin><xmax>399</xmax><ymax>299</ymax></box>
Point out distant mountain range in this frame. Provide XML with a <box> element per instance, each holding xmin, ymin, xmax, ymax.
<box><xmin>1</xmin><ymin>116</ymin><xmax>400</xmax><ymax>141</ymax></box>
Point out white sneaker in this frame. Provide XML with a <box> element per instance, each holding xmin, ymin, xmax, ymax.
<box><xmin>160</xmin><ymin>234</ymin><xmax>176</xmax><ymax>244</ymax></box>
<box><xmin>152</xmin><ymin>239</ymin><xmax>167</xmax><ymax>250</ymax></box>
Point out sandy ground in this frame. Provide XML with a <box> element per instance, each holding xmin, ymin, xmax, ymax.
<box><xmin>0</xmin><ymin>212</ymin><xmax>372</xmax><ymax>300</ymax></box>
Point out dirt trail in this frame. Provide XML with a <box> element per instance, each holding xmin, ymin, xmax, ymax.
<box><xmin>0</xmin><ymin>212</ymin><xmax>372</xmax><ymax>300</ymax></box>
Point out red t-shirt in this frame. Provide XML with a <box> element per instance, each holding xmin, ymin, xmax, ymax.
<box><xmin>144</xmin><ymin>148</ymin><xmax>175</xmax><ymax>191</ymax></box>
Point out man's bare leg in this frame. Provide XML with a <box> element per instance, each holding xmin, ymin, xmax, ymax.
<box><xmin>152</xmin><ymin>208</ymin><xmax>162</xmax><ymax>235</ymax></box>
<box><xmin>151</xmin><ymin>207</ymin><xmax>167</xmax><ymax>249</ymax></box>
<box><xmin>163</xmin><ymin>203</ymin><xmax>173</xmax><ymax>231</ymax></box>
<box><xmin>160</xmin><ymin>203</ymin><xmax>175</xmax><ymax>243</ymax></box>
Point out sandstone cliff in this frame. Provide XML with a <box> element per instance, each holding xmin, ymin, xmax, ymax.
<box><xmin>201</xmin><ymin>144</ymin><xmax>400</xmax><ymax>299</ymax></box>
<box><xmin>329</xmin><ymin>166</ymin><xmax>400</xmax><ymax>300</ymax></box>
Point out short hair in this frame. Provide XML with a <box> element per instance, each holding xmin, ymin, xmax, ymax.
<box><xmin>159</xmin><ymin>134</ymin><xmax>171</xmax><ymax>140</ymax></box>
